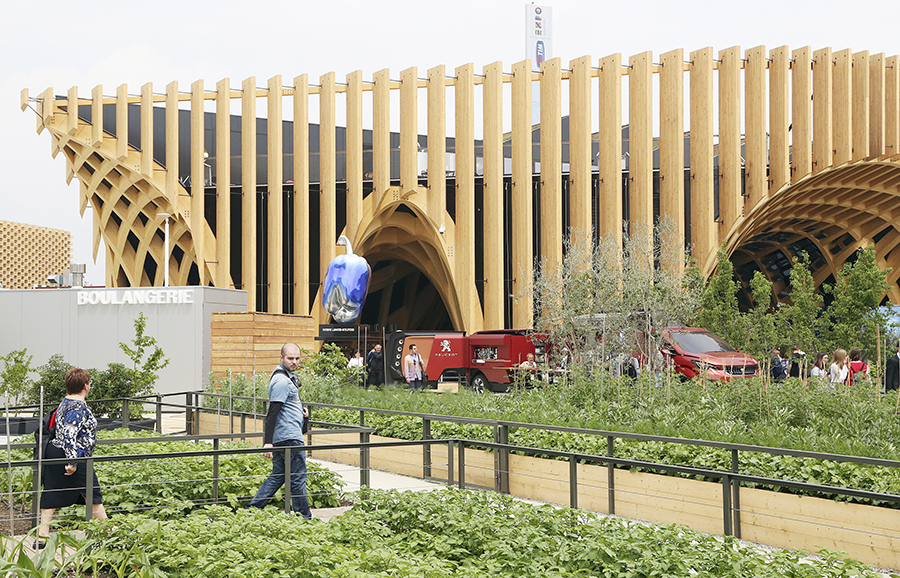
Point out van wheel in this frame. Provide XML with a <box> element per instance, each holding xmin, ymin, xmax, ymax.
<box><xmin>470</xmin><ymin>373</ymin><xmax>488</xmax><ymax>394</ymax></box>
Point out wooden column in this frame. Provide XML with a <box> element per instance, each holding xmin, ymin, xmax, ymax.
<box><xmin>718</xmin><ymin>46</ymin><xmax>742</xmax><ymax>240</ymax></box>
<box><xmin>319</xmin><ymin>72</ymin><xmax>336</xmax><ymax>285</ymax></box>
<box><xmin>165</xmin><ymin>81</ymin><xmax>179</xmax><ymax>228</ymax></box>
<box><xmin>67</xmin><ymin>86</ymin><xmax>78</xmax><ymax>134</ymax></box>
<box><xmin>598</xmin><ymin>54</ymin><xmax>623</xmax><ymax>251</ymax></box>
<box><xmin>568</xmin><ymin>55</ymin><xmax>592</xmax><ymax>243</ymax></box>
<box><xmin>427</xmin><ymin>65</ymin><xmax>447</xmax><ymax>225</ymax></box>
<box><xmin>116</xmin><ymin>83</ymin><xmax>128</xmax><ymax>160</ymax></box>
<box><xmin>455</xmin><ymin>63</ymin><xmax>478</xmax><ymax>332</ymax></box>
<box><xmin>659</xmin><ymin>48</ymin><xmax>684</xmax><ymax>272</ymax></box>
<box><xmin>540</xmin><ymin>57</ymin><xmax>562</xmax><ymax>271</ymax></box>
<box><xmin>812</xmin><ymin>48</ymin><xmax>833</xmax><ymax>174</ymax></box>
<box><xmin>372</xmin><ymin>69</ymin><xmax>391</xmax><ymax>203</ymax></box>
<box><xmin>886</xmin><ymin>55</ymin><xmax>900</xmax><ymax>158</ymax></box>
<box><xmin>140</xmin><ymin>82</ymin><xmax>153</xmax><ymax>178</ymax></box>
<box><xmin>267</xmin><ymin>75</ymin><xmax>284</xmax><ymax>312</ymax></box>
<box><xmin>215</xmin><ymin>78</ymin><xmax>231</xmax><ymax>288</ymax></box>
<box><xmin>511</xmin><ymin>59</ymin><xmax>533</xmax><ymax>329</ymax></box>
<box><xmin>869</xmin><ymin>53</ymin><xmax>885</xmax><ymax>159</ymax></box>
<box><xmin>833</xmin><ymin>49</ymin><xmax>852</xmax><ymax>166</ymax></box>
<box><xmin>629</xmin><ymin>51</ymin><xmax>653</xmax><ymax>259</ymax></box>
<box><xmin>791</xmin><ymin>47</ymin><xmax>812</xmax><ymax>183</ymax></box>
<box><xmin>346</xmin><ymin>70</ymin><xmax>363</xmax><ymax>242</ymax></box>
<box><xmin>852</xmin><ymin>51</ymin><xmax>869</xmax><ymax>161</ymax></box>
<box><xmin>690</xmin><ymin>48</ymin><xmax>715</xmax><ymax>271</ymax></box>
<box><xmin>191</xmin><ymin>79</ymin><xmax>206</xmax><ymax>285</ymax></box>
<box><xmin>400</xmin><ymin>67</ymin><xmax>418</xmax><ymax>194</ymax></box>
<box><xmin>91</xmin><ymin>85</ymin><xmax>102</xmax><ymax>147</ymax></box>
<box><xmin>241</xmin><ymin>77</ymin><xmax>257</xmax><ymax>310</ymax></box>
<box><xmin>768</xmin><ymin>46</ymin><xmax>790</xmax><ymax>194</ymax></box>
<box><xmin>483</xmin><ymin>61</ymin><xmax>504</xmax><ymax>330</ymax></box>
<box><xmin>293</xmin><ymin>74</ymin><xmax>310</xmax><ymax>315</ymax></box>
<box><xmin>744</xmin><ymin>45</ymin><xmax>767</xmax><ymax>212</ymax></box>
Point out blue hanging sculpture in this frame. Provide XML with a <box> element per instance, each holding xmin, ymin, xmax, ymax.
<box><xmin>322</xmin><ymin>235</ymin><xmax>371</xmax><ymax>323</ymax></box>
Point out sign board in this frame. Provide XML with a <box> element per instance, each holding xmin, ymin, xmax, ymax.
<box><xmin>526</xmin><ymin>4</ymin><xmax>552</xmax><ymax>72</ymax></box>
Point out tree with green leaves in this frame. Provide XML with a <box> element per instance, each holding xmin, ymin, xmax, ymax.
<box><xmin>693</xmin><ymin>245</ymin><xmax>747</xmax><ymax>350</ymax></box>
<box><xmin>743</xmin><ymin>271</ymin><xmax>778</xmax><ymax>362</ymax></box>
<box><xmin>778</xmin><ymin>254</ymin><xmax>822</xmax><ymax>359</ymax></box>
<box><xmin>118</xmin><ymin>312</ymin><xmax>170</xmax><ymax>396</ymax></box>
<box><xmin>820</xmin><ymin>245</ymin><xmax>891</xmax><ymax>362</ymax></box>
<box><xmin>0</xmin><ymin>349</ymin><xmax>34</xmax><ymax>406</ymax></box>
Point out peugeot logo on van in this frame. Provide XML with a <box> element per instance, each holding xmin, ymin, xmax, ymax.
<box><xmin>440</xmin><ymin>340</ymin><xmax>452</xmax><ymax>352</ymax></box>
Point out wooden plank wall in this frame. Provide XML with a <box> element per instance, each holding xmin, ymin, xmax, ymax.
<box><xmin>209</xmin><ymin>312</ymin><xmax>316</xmax><ymax>378</ymax></box>
<box><xmin>56</xmin><ymin>46</ymin><xmax>900</xmax><ymax>331</ymax></box>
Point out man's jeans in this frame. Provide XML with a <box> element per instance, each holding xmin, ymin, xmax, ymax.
<box><xmin>249</xmin><ymin>439</ymin><xmax>312</xmax><ymax>518</ymax></box>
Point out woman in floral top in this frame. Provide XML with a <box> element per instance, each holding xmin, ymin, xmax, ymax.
<box><xmin>38</xmin><ymin>368</ymin><xmax>108</xmax><ymax>545</ymax></box>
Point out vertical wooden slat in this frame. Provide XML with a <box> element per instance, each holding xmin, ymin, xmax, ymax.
<box><xmin>659</xmin><ymin>48</ymin><xmax>684</xmax><ymax>271</ymax></box>
<box><xmin>813</xmin><ymin>48</ymin><xmax>833</xmax><ymax>174</ymax></box>
<box><xmin>598</xmin><ymin>53</ymin><xmax>623</xmax><ymax>249</ymax></box>
<box><xmin>165</xmin><ymin>81</ymin><xmax>179</xmax><ymax>211</ymax></box>
<box><xmin>718</xmin><ymin>46</ymin><xmax>741</xmax><ymax>239</ymax></box>
<box><xmin>511</xmin><ymin>59</ymin><xmax>533</xmax><ymax>329</ymax></box>
<box><xmin>346</xmin><ymin>70</ymin><xmax>363</xmax><ymax>242</ymax></box>
<box><xmin>427</xmin><ymin>65</ymin><xmax>447</xmax><ymax>225</ymax></box>
<box><xmin>540</xmin><ymin>57</ymin><xmax>563</xmax><ymax>270</ymax></box>
<box><xmin>851</xmin><ymin>51</ymin><xmax>869</xmax><ymax>161</ymax></box>
<box><xmin>240</xmin><ymin>77</ymin><xmax>257</xmax><ymax>310</ymax></box>
<box><xmin>67</xmin><ymin>86</ymin><xmax>78</xmax><ymax>134</ymax></box>
<box><xmin>869</xmin><ymin>53</ymin><xmax>885</xmax><ymax>158</ymax></box>
<box><xmin>791</xmin><ymin>47</ymin><xmax>812</xmax><ymax>182</ymax></box>
<box><xmin>833</xmin><ymin>48</ymin><xmax>852</xmax><ymax>165</ymax></box>
<box><xmin>373</xmin><ymin>69</ymin><xmax>391</xmax><ymax>202</ymax></box>
<box><xmin>483</xmin><ymin>61</ymin><xmax>504</xmax><ymax>330</ymax></box>
<box><xmin>629</xmin><ymin>51</ymin><xmax>653</xmax><ymax>257</ymax></box>
<box><xmin>36</xmin><ymin>87</ymin><xmax>53</xmax><ymax>135</ymax></box>
<box><xmin>400</xmin><ymin>66</ymin><xmax>418</xmax><ymax>193</ymax></box>
<box><xmin>116</xmin><ymin>83</ymin><xmax>128</xmax><ymax>160</ymax></box>
<box><xmin>887</xmin><ymin>55</ymin><xmax>900</xmax><ymax>158</ymax></box>
<box><xmin>769</xmin><ymin>46</ymin><xmax>790</xmax><ymax>193</ymax></box>
<box><xmin>91</xmin><ymin>85</ymin><xmax>102</xmax><ymax>146</ymax></box>
<box><xmin>744</xmin><ymin>45</ymin><xmax>767</xmax><ymax>212</ymax></box>
<box><xmin>190</xmin><ymin>79</ymin><xmax>206</xmax><ymax>285</ymax></box>
<box><xmin>319</xmin><ymin>72</ymin><xmax>336</xmax><ymax>287</ymax></box>
<box><xmin>568</xmin><ymin>55</ymin><xmax>592</xmax><ymax>241</ymax></box>
<box><xmin>690</xmin><ymin>48</ymin><xmax>715</xmax><ymax>272</ymax></box>
<box><xmin>215</xmin><ymin>78</ymin><xmax>231</xmax><ymax>288</ymax></box>
<box><xmin>140</xmin><ymin>82</ymin><xmax>153</xmax><ymax>177</ymax></box>
<box><xmin>455</xmin><ymin>63</ymin><xmax>478</xmax><ymax>332</ymax></box>
<box><xmin>267</xmin><ymin>75</ymin><xmax>284</xmax><ymax>312</ymax></box>
<box><xmin>293</xmin><ymin>74</ymin><xmax>310</xmax><ymax>315</ymax></box>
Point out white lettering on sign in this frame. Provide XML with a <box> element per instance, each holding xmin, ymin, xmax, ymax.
<box><xmin>77</xmin><ymin>289</ymin><xmax>195</xmax><ymax>306</ymax></box>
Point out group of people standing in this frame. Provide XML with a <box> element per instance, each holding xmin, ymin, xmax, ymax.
<box><xmin>347</xmin><ymin>344</ymin><xmax>386</xmax><ymax>388</ymax></box>
<box><xmin>771</xmin><ymin>341</ymin><xmax>900</xmax><ymax>391</ymax></box>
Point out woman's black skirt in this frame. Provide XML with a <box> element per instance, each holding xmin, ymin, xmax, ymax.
<box><xmin>39</xmin><ymin>442</ymin><xmax>103</xmax><ymax>509</ymax></box>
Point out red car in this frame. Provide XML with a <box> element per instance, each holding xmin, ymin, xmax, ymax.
<box><xmin>655</xmin><ymin>327</ymin><xmax>758</xmax><ymax>381</ymax></box>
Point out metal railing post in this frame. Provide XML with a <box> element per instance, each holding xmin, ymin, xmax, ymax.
<box><xmin>607</xmin><ymin>435</ymin><xmax>616</xmax><ymax>515</ymax></box>
<box><xmin>193</xmin><ymin>393</ymin><xmax>201</xmax><ymax>436</ymax></box>
<box><xmin>284</xmin><ymin>447</ymin><xmax>292</xmax><ymax>514</ymax></box>
<box><xmin>122</xmin><ymin>399</ymin><xmax>130</xmax><ymax>430</ymax></box>
<box><xmin>212</xmin><ymin>438</ymin><xmax>220</xmax><ymax>504</ymax></box>
<box><xmin>85</xmin><ymin>458</ymin><xmax>94</xmax><ymax>521</ymax></box>
<box><xmin>30</xmin><ymin>463</ymin><xmax>39</xmax><ymax>530</ymax></box>
<box><xmin>731</xmin><ymin>448</ymin><xmax>741</xmax><ymax>539</ymax></box>
<box><xmin>423</xmin><ymin>418</ymin><xmax>432</xmax><ymax>479</ymax></box>
<box><xmin>457</xmin><ymin>440</ymin><xmax>466</xmax><ymax>490</ymax></box>
<box><xmin>185</xmin><ymin>393</ymin><xmax>193</xmax><ymax>435</ymax></box>
<box><xmin>447</xmin><ymin>440</ymin><xmax>454</xmax><ymax>486</ymax></box>
<box><xmin>722</xmin><ymin>473</ymin><xmax>733</xmax><ymax>536</ymax></box>
<box><xmin>241</xmin><ymin>414</ymin><xmax>247</xmax><ymax>442</ymax></box>
<box><xmin>495</xmin><ymin>424</ymin><xmax>509</xmax><ymax>494</ymax></box>
<box><xmin>156</xmin><ymin>395</ymin><xmax>162</xmax><ymax>433</ymax></box>
<box><xmin>360</xmin><ymin>431</ymin><xmax>370</xmax><ymax>489</ymax></box>
<box><xmin>569</xmin><ymin>455</ymin><xmax>578</xmax><ymax>509</ymax></box>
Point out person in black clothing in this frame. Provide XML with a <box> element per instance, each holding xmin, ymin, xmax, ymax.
<box><xmin>789</xmin><ymin>343</ymin><xmax>806</xmax><ymax>379</ymax></box>
<box><xmin>886</xmin><ymin>339</ymin><xmax>900</xmax><ymax>392</ymax></box>
<box><xmin>367</xmin><ymin>343</ymin><xmax>385</xmax><ymax>388</ymax></box>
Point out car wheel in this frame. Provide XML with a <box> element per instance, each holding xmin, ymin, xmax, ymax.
<box><xmin>470</xmin><ymin>373</ymin><xmax>488</xmax><ymax>394</ymax></box>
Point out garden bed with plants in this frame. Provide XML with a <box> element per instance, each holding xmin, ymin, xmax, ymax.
<box><xmin>2</xmin><ymin>489</ymin><xmax>893</xmax><ymax>578</ymax></box>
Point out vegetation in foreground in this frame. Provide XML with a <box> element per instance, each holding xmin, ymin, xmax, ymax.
<box><xmin>1</xmin><ymin>489</ymin><xmax>892</xmax><ymax>578</ymax></box>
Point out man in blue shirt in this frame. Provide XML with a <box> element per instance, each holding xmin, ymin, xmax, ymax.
<box><xmin>249</xmin><ymin>343</ymin><xmax>312</xmax><ymax>518</ymax></box>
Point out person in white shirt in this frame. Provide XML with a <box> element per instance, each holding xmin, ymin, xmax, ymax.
<box><xmin>828</xmin><ymin>348</ymin><xmax>848</xmax><ymax>387</ymax></box>
<box><xmin>809</xmin><ymin>351</ymin><xmax>828</xmax><ymax>384</ymax></box>
<box><xmin>347</xmin><ymin>349</ymin><xmax>365</xmax><ymax>387</ymax></box>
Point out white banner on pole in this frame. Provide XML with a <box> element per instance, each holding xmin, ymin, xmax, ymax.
<box><xmin>526</xmin><ymin>4</ymin><xmax>552</xmax><ymax>72</ymax></box>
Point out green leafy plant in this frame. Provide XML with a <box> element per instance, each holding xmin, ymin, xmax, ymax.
<box><xmin>0</xmin><ymin>348</ymin><xmax>33</xmax><ymax>407</ymax></box>
<box><xmin>119</xmin><ymin>312</ymin><xmax>170</xmax><ymax>396</ymax></box>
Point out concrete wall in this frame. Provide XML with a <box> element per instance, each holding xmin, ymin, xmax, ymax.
<box><xmin>0</xmin><ymin>286</ymin><xmax>246</xmax><ymax>396</ymax></box>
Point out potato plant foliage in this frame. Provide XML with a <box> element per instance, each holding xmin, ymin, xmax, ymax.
<box><xmin>6</xmin><ymin>489</ymin><xmax>889</xmax><ymax>577</ymax></box>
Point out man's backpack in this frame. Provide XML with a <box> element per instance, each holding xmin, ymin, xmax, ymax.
<box><xmin>847</xmin><ymin>361</ymin><xmax>870</xmax><ymax>386</ymax></box>
<box><xmin>34</xmin><ymin>408</ymin><xmax>58</xmax><ymax>460</ymax></box>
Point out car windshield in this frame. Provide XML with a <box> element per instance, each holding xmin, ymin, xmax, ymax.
<box><xmin>670</xmin><ymin>331</ymin><xmax>736</xmax><ymax>353</ymax></box>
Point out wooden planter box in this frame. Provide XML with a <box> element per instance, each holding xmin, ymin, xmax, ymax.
<box><xmin>198</xmin><ymin>411</ymin><xmax>900</xmax><ymax>569</ymax></box>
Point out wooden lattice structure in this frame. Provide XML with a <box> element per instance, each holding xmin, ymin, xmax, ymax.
<box><xmin>23</xmin><ymin>46</ymin><xmax>900</xmax><ymax>331</ymax></box>
<box><xmin>0</xmin><ymin>220</ymin><xmax>72</xmax><ymax>290</ymax></box>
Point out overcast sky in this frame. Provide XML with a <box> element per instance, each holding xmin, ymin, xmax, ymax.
<box><xmin>3</xmin><ymin>0</ymin><xmax>899</xmax><ymax>285</ymax></box>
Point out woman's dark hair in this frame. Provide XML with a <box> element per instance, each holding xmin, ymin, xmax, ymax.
<box><xmin>64</xmin><ymin>368</ymin><xmax>91</xmax><ymax>394</ymax></box>
<box><xmin>813</xmin><ymin>351</ymin><xmax>827</xmax><ymax>369</ymax></box>
<box><xmin>849</xmin><ymin>348</ymin><xmax>862</xmax><ymax>362</ymax></box>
